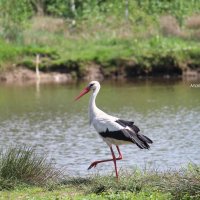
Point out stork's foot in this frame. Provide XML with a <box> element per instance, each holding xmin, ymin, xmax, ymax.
<box><xmin>88</xmin><ymin>161</ymin><xmax>98</xmax><ymax>170</ymax></box>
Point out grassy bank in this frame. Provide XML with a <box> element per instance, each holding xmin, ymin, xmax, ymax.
<box><xmin>0</xmin><ymin>166</ymin><xmax>200</xmax><ymax>200</ymax></box>
<box><xmin>0</xmin><ymin>1</ymin><xmax>200</xmax><ymax>78</ymax></box>
<box><xmin>0</xmin><ymin>147</ymin><xmax>199</xmax><ymax>200</ymax></box>
<box><xmin>1</xmin><ymin>31</ymin><xmax>200</xmax><ymax>79</ymax></box>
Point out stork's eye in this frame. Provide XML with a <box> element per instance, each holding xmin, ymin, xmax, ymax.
<box><xmin>90</xmin><ymin>83</ymin><xmax>94</xmax><ymax>87</ymax></box>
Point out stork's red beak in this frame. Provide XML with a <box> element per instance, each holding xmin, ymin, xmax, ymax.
<box><xmin>75</xmin><ymin>87</ymin><xmax>90</xmax><ymax>101</ymax></box>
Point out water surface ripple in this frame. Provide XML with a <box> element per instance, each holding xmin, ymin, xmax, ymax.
<box><xmin>0</xmin><ymin>80</ymin><xmax>199</xmax><ymax>175</ymax></box>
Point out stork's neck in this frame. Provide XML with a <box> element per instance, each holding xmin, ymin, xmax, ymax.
<box><xmin>89</xmin><ymin>86</ymin><xmax>100</xmax><ymax>124</ymax></box>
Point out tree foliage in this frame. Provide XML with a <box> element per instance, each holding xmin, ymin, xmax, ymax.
<box><xmin>31</xmin><ymin>0</ymin><xmax>200</xmax><ymax>20</ymax></box>
<box><xmin>0</xmin><ymin>0</ymin><xmax>32</xmax><ymax>41</ymax></box>
<box><xmin>0</xmin><ymin>0</ymin><xmax>200</xmax><ymax>42</ymax></box>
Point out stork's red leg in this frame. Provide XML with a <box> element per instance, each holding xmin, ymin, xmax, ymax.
<box><xmin>110</xmin><ymin>146</ymin><xmax>118</xmax><ymax>179</ymax></box>
<box><xmin>116</xmin><ymin>145</ymin><xmax>122</xmax><ymax>159</ymax></box>
<box><xmin>88</xmin><ymin>146</ymin><xmax>123</xmax><ymax>179</ymax></box>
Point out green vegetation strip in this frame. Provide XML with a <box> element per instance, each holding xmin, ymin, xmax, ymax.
<box><xmin>0</xmin><ymin>147</ymin><xmax>199</xmax><ymax>199</ymax></box>
<box><xmin>1</xmin><ymin>36</ymin><xmax>200</xmax><ymax>76</ymax></box>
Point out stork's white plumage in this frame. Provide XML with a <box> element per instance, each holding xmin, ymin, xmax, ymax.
<box><xmin>75</xmin><ymin>81</ymin><xmax>153</xmax><ymax>180</ymax></box>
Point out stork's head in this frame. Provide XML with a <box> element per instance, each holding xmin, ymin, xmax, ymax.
<box><xmin>88</xmin><ymin>80</ymin><xmax>100</xmax><ymax>91</ymax></box>
<box><xmin>75</xmin><ymin>81</ymin><xmax>100</xmax><ymax>101</ymax></box>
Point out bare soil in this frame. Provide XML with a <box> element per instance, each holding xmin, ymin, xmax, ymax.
<box><xmin>0</xmin><ymin>67</ymin><xmax>73</xmax><ymax>84</ymax></box>
<box><xmin>0</xmin><ymin>63</ymin><xmax>104</xmax><ymax>84</ymax></box>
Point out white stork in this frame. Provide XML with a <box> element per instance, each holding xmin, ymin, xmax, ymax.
<box><xmin>75</xmin><ymin>81</ymin><xmax>153</xmax><ymax>180</ymax></box>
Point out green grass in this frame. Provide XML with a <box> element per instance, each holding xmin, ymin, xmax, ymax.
<box><xmin>0</xmin><ymin>166</ymin><xmax>200</xmax><ymax>199</ymax></box>
<box><xmin>0</xmin><ymin>146</ymin><xmax>199</xmax><ymax>199</ymax></box>
<box><xmin>0</xmin><ymin>40</ymin><xmax>21</xmax><ymax>68</ymax></box>
<box><xmin>0</xmin><ymin>187</ymin><xmax>171</xmax><ymax>200</ymax></box>
<box><xmin>0</xmin><ymin>146</ymin><xmax>62</xmax><ymax>189</ymax></box>
<box><xmin>63</xmin><ymin>166</ymin><xmax>200</xmax><ymax>200</ymax></box>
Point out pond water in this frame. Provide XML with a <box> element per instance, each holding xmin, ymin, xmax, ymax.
<box><xmin>0</xmin><ymin>79</ymin><xmax>199</xmax><ymax>176</ymax></box>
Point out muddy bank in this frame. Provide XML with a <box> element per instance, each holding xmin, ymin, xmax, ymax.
<box><xmin>0</xmin><ymin>59</ymin><xmax>200</xmax><ymax>84</ymax></box>
<box><xmin>0</xmin><ymin>68</ymin><xmax>74</xmax><ymax>84</ymax></box>
<box><xmin>0</xmin><ymin>62</ymin><xmax>104</xmax><ymax>84</ymax></box>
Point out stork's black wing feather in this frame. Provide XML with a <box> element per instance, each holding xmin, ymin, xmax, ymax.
<box><xmin>115</xmin><ymin>119</ymin><xmax>153</xmax><ymax>148</ymax></box>
<box><xmin>99</xmin><ymin>128</ymin><xmax>153</xmax><ymax>149</ymax></box>
<box><xmin>124</xmin><ymin>129</ymin><xmax>153</xmax><ymax>149</ymax></box>
<box><xmin>137</xmin><ymin>134</ymin><xmax>153</xmax><ymax>144</ymax></box>
<box><xmin>115</xmin><ymin>119</ymin><xmax>140</xmax><ymax>133</ymax></box>
<box><xmin>115</xmin><ymin>119</ymin><xmax>134</xmax><ymax>127</ymax></box>
<box><xmin>99</xmin><ymin>129</ymin><xmax>133</xmax><ymax>143</ymax></box>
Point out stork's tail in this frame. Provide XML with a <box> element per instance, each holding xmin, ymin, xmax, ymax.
<box><xmin>136</xmin><ymin>133</ymin><xmax>153</xmax><ymax>149</ymax></box>
<box><xmin>126</xmin><ymin>129</ymin><xmax>153</xmax><ymax>149</ymax></box>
